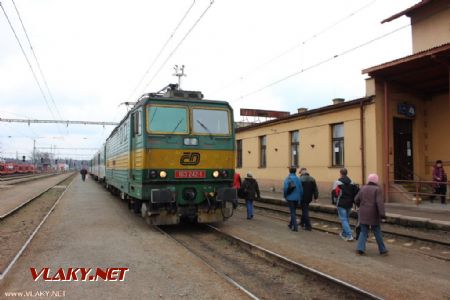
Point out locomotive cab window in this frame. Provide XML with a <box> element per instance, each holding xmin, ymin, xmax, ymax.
<box><xmin>147</xmin><ymin>105</ymin><xmax>188</xmax><ymax>134</ymax></box>
<box><xmin>192</xmin><ymin>108</ymin><xmax>230</xmax><ymax>135</ymax></box>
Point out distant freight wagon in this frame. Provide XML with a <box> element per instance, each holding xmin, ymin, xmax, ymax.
<box><xmin>90</xmin><ymin>84</ymin><xmax>237</xmax><ymax>225</ymax></box>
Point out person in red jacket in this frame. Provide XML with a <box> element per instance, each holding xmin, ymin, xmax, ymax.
<box><xmin>431</xmin><ymin>160</ymin><xmax>447</xmax><ymax>204</ymax></box>
<box><xmin>233</xmin><ymin>173</ymin><xmax>242</xmax><ymax>189</ymax></box>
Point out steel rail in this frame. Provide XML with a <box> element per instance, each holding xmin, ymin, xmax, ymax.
<box><xmin>245</xmin><ymin>201</ymin><xmax>450</xmax><ymax>247</ymax></box>
<box><xmin>207</xmin><ymin>224</ymin><xmax>384</xmax><ymax>300</ymax></box>
<box><xmin>0</xmin><ymin>176</ymin><xmax>75</xmax><ymax>280</ymax></box>
<box><xmin>155</xmin><ymin>226</ymin><xmax>260</xmax><ymax>300</ymax></box>
<box><xmin>0</xmin><ymin>173</ymin><xmax>74</xmax><ymax>220</ymax></box>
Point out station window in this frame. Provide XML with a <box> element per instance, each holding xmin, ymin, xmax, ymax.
<box><xmin>259</xmin><ymin>135</ymin><xmax>267</xmax><ymax>168</ymax></box>
<box><xmin>290</xmin><ymin>131</ymin><xmax>299</xmax><ymax>167</ymax></box>
<box><xmin>236</xmin><ymin>139</ymin><xmax>243</xmax><ymax>168</ymax></box>
<box><xmin>332</xmin><ymin>123</ymin><xmax>344</xmax><ymax>166</ymax></box>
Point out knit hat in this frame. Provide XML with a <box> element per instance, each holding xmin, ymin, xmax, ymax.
<box><xmin>367</xmin><ymin>173</ymin><xmax>379</xmax><ymax>184</ymax></box>
<box><xmin>246</xmin><ymin>172</ymin><xmax>253</xmax><ymax>178</ymax></box>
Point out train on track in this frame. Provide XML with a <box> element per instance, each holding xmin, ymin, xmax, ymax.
<box><xmin>0</xmin><ymin>162</ymin><xmax>35</xmax><ymax>176</ymax></box>
<box><xmin>89</xmin><ymin>84</ymin><xmax>237</xmax><ymax>225</ymax></box>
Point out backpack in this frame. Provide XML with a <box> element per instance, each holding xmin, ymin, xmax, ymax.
<box><xmin>238</xmin><ymin>180</ymin><xmax>249</xmax><ymax>199</ymax></box>
<box><xmin>286</xmin><ymin>179</ymin><xmax>296</xmax><ymax>195</ymax></box>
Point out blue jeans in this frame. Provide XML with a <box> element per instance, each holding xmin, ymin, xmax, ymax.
<box><xmin>300</xmin><ymin>202</ymin><xmax>311</xmax><ymax>229</ymax></box>
<box><xmin>245</xmin><ymin>199</ymin><xmax>254</xmax><ymax>219</ymax></box>
<box><xmin>287</xmin><ymin>201</ymin><xmax>298</xmax><ymax>230</ymax></box>
<box><xmin>357</xmin><ymin>224</ymin><xmax>387</xmax><ymax>253</ymax></box>
<box><xmin>337</xmin><ymin>207</ymin><xmax>352</xmax><ymax>238</ymax></box>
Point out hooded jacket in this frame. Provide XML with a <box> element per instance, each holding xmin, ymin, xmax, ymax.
<box><xmin>332</xmin><ymin>175</ymin><xmax>356</xmax><ymax>209</ymax></box>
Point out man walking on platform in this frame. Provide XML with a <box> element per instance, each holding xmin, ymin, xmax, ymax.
<box><xmin>241</xmin><ymin>173</ymin><xmax>260</xmax><ymax>220</ymax></box>
<box><xmin>332</xmin><ymin>168</ymin><xmax>358</xmax><ymax>241</ymax></box>
<box><xmin>80</xmin><ymin>168</ymin><xmax>87</xmax><ymax>182</ymax></box>
<box><xmin>284</xmin><ymin>166</ymin><xmax>303</xmax><ymax>231</ymax></box>
<box><xmin>299</xmin><ymin>168</ymin><xmax>318</xmax><ymax>231</ymax></box>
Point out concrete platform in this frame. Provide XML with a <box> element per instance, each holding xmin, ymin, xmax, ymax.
<box><xmin>260</xmin><ymin>191</ymin><xmax>450</xmax><ymax>231</ymax></box>
<box><xmin>0</xmin><ymin>176</ymin><xmax>246</xmax><ymax>300</ymax></box>
<box><xmin>0</xmin><ymin>173</ymin><xmax>73</xmax><ymax>218</ymax></box>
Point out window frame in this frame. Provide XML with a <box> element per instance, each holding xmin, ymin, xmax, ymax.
<box><xmin>236</xmin><ymin>139</ymin><xmax>243</xmax><ymax>168</ymax></box>
<box><xmin>191</xmin><ymin>106</ymin><xmax>231</xmax><ymax>136</ymax></box>
<box><xmin>146</xmin><ymin>104</ymin><xmax>189</xmax><ymax>135</ymax></box>
<box><xmin>331</xmin><ymin>123</ymin><xmax>345</xmax><ymax>167</ymax></box>
<box><xmin>290</xmin><ymin>130</ymin><xmax>299</xmax><ymax>167</ymax></box>
<box><xmin>259</xmin><ymin>135</ymin><xmax>267</xmax><ymax>168</ymax></box>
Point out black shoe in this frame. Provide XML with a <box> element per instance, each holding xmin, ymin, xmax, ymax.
<box><xmin>288</xmin><ymin>224</ymin><xmax>292</xmax><ymax>229</ymax></box>
<box><xmin>380</xmin><ymin>251</ymin><xmax>389</xmax><ymax>256</ymax></box>
<box><xmin>305</xmin><ymin>227</ymin><xmax>312</xmax><ymax>231</ymax></box>
<box><xmin>292</xmin><ymin>228</ymin><xmax>298</xmax><ymax>232</ymax></box>
<box><xmin>356</xmin><ymin>250</ymin><xmax>365</xmax><ymax>255</ymax></box>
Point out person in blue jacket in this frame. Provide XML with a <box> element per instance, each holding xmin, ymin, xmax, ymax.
<box><xmin>283</xmin><ymin>166</ymin><xmax>303</xmax><ymax>231</ymax></box>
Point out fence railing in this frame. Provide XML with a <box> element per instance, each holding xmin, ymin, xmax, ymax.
<box><xmin>390</xmin><ymin>179</ymin><xmax>449</xmax><ymax>205</ymax></box>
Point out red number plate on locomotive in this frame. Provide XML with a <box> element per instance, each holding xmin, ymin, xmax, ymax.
<box><xmin>175</xmin><ymin>170</ymin><xmax>206</xmax><ymax>179</ymax></box>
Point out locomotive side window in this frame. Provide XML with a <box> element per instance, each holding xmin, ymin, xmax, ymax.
<box><xmin>147</xmin><ymin>105</ymin><xmax>188</xmax><ymax>134</ymax></box>
<box><xmin>192</xmin><ymin>108</ymin><xmax>230</xmax><ymax>135</ymax></box>
<box><xmin>133</xmin><ymin>111</ymin><xmax>142</xmax><ymax>136</ymax></box>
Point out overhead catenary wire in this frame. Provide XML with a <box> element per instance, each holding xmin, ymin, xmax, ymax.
<box><xmin>236</xmin><ymin>23</ymin><xmax>410</xmax><ymax>101</ymax></box>
<box><xmin>213</xmin><ymin>0</ymin><xmax>377</xmax><ymax>95</ymax></box>
<box><xmin>0</xmin><ymin>2</ymin><xmax>58</xmax><ymax>122</ymax></box>
<box><xmin>127</xmin><ymin>0</ymin><xmax>196</xmax><ymax>101</ymax></box>
<box><xmin>141</xmin><ymin>0</ymin><xmax>215</xmax><ymax>92</ymax></box>
<box><xmin>10</xmin><ymin>0</ymin><xmax>64</xmax><ymax>122</ymax></box>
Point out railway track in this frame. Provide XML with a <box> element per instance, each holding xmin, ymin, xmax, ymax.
<box><xmin>0</xmin><ymin>174</ymin><xmax>75</xmax><ymax>280</ymax></box>
<box><xmin>243</xmin><ymin>201</ymin><xmax>450</xmax><ymax>261</ymax></box>
<box><xmin>157</xmin><ymin>224</ymin><xmax>382</xmax><ymax>300</ymax></box>
<box><xmin>0</xmin><ymin>173</ymin><xmax>73</xmax><ymax>220</ymax></box>
<box><xmin>0</xmin><ymin>172</ymin><xmax>58</xmax><ymax>184</ymax></box>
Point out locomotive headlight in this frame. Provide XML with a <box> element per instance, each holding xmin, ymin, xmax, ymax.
<box><xmin>212</xmin><ymin>170</ymin><xmax>220</xmax><ymax>178</ymax></box>
<box><xmin>183</xmin><ymin>137</ymin><xmax>198</xmax><ymax>146</ymax></box>
<box><xmin>159</xmin><ymin>171</ymin><xmax>167</xmax><ymax>178</ymax></box>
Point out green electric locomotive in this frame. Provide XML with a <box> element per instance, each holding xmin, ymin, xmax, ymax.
<box><xmin>99</xmin><ymin>84</ymin><xmax>237</xmax><ymax>225</ymax></box>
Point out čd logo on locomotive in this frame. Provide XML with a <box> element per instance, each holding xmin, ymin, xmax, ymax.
<box><xmin>180</xmin><ymin>152</ymin><xmax>201</xmax><ymax>165</ymax></box>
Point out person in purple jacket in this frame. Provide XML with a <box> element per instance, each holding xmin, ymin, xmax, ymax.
<box><xmin>355</xmin><ymin>174</ymin><xmax>388</xmax><ymax>256</ymax></box>
<box><xmin>430</xmin><ymin>160</ymin><xmax>447</xmax><ymax>204</ymax></box>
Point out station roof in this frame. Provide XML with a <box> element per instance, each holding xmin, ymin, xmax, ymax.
<box><xmin>236</xmin><ymin>96</ymin><xmax>373</xmax><ymax>133</ymax></box>
<box><xmin>382</xmin><ymin>0</ymin><xmax>433</xmax><ymax>23</ymax></box>
<box><xmin>362</xmin><ymin>43</ymin><xmax>450</xmax><ymax>95</ymax></box>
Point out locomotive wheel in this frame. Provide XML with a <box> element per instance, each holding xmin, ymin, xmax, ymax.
<box><xmin>132</xmin><ymin>200</ymin><xmax>141</xmax><ymax>214</ymax></box>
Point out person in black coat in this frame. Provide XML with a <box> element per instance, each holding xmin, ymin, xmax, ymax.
<box><xmin>299</xmin><ymin>168</ymin><xmax>318</xmax><ymax>231</ymax></box>
<box><xmin>241</xmin><ymin>172</ymin><xmax>260</xmax><ymax>219</ymax></box>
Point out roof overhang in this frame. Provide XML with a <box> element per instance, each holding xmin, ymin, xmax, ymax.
<box><xmin>362</xmin><ymin>43</ymin><xmax>450</xmax><ymax>95</ymax></box>
<box><xmin>382</xmin><ymin>0</ymin><xmax>433</xmax><ymax>23</ymax></box>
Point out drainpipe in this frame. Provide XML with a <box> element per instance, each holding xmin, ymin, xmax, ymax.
<box><xmin>360</xmin><ymin>98</ymin><xmax>366</xmax><ymax>185</ymax></box>
<box><xmin>384</xmin><ymin>81</ymin><xmax>390</xmax><ymax>202</ymax></box>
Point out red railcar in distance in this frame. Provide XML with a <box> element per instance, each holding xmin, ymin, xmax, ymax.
<box><xmin>0</xmin><ymin>163</ymin><xmax>35</xmax><ymax>175</ymax></box>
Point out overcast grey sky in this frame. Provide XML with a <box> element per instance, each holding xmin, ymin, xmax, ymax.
<box><xmin>0</xmin><ymin>0</ymin><xmax>418</xmax><ymax>160</ymax></box>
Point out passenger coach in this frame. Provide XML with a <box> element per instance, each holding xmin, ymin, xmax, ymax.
<box><xmin>92</xmin><ymin>84</ymin><xmax>237</xmax><ymax>225</ymax></box>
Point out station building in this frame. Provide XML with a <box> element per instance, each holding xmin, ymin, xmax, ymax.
<box><xmin>235</xmin><ymin>0</ymin><xmax>450</xmax><ymax>202</ymax></box>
